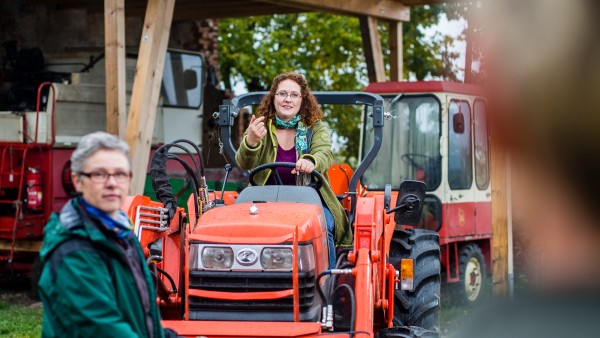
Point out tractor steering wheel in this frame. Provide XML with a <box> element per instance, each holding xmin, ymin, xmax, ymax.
<box><xmin>248</xmin><ymin>162</ymin><xmax>324</xmax><ymax>191</ymax></box>
<box><xmin>401</xmin><ymin>153</ymin><xmax>434</xmax><ymax>170</ymax></box>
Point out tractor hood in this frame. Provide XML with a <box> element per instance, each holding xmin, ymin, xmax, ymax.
<box><xmin>190</xmin><ymin>202</ymin><xmax>326</xmax><ymax>244</ymax></box>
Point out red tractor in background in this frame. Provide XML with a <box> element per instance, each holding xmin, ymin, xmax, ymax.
<box><xmin>363</xmin><ymin>81</ymin><xmax>491</xmax><ymax>305</ymax></box>
<box><xmin>125</xmin><ymin>91</ymin><xmax>442</xmax><ymax>337</ymax></box>
<box><xmin>0</xmin><ymin>45</ymin><xmax>206</xmax><ymax>281</ymax></box>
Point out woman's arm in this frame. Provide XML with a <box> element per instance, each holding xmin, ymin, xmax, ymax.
<box><xmin>301</xmin><ymin>121</ymin><xmax>334</xmax><ymax>173</ymax></box>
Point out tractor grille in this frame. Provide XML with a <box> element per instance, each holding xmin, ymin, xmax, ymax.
<box><xmin>188</xmin><ymin>270</ymin><xmax>319</xmax><ymax>321</ymax></box>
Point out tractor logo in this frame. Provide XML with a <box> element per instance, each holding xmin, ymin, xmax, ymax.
<box><xmin>236</xmin><ymin>249</ymin><xmax>258</xmax><ymax>265</ymax></box>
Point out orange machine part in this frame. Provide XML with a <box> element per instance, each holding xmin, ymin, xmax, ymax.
<box><xmin>327</xmin><ymin>163</ymin><xmax>357</xmax><ymax>210</ymax></box>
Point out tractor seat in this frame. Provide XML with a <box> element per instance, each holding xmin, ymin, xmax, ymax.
<box><xmin>235</xmin><ymin>185</ymin><xmax>323</xmax><ymax>206</ymax></box>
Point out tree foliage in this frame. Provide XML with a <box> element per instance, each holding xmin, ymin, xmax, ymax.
<box><xmin>218</xmin><ymin>6</ymin><xmax>462</xmax><ymax>163</ymax></box>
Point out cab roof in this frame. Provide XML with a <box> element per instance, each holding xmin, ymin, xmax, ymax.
<box><xmin>365</xmin><ymin>81</ymin><xmax>486</xmax><ymax>97</ymax></box>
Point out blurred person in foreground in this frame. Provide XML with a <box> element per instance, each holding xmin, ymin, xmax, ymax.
<box><xmin>38</xmin><ymin>131</ymin><xmax>176</xmax><ymax>337</ymax></box>
<box><xmin>460</xmin><ymin>0</ymin><xmax>600</xmax><ymax>337</ymax></box>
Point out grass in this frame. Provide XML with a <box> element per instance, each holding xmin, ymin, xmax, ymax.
<box><xmin>0</xmin><ymin>296</ymin><xmax>42</xmax><ymax>338</ymax></box>
<box><xmin>441</xmin><ymin>304</ymin><xmax>470</xmax><ymax>336</ymax></box>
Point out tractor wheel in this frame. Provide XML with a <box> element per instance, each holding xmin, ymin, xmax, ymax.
<box><xmin>389</xmin><ymin>228</ymin><xmax>441</xmax><ymax>333</ymax></box>
<box><xmin>450</xmin><ymin>243</ymin><xmax>488</xmax><ymax>305</ymax></box>
<box><xmin>377</xmin><ymin>326</ymin><xmax>439</xmax><ymax>338</ymax></box>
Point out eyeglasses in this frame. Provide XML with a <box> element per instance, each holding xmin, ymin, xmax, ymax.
<box><xmin>276</xmin><ymin>91</ymin><xmax>302</xmax><ymax>100</ymax></box>
<box><xmin>79</xmin><ymin>171</ymin><xmax>132</xmax><ymax>183</ymax></box>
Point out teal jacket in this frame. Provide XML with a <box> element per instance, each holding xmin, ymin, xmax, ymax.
<box><xmin>38</xmin><ymin>198</ymin><xmax>164</xmax><ymax>338</ymax></box>
<box><xmin>236</xmin><ymin>119</ymin><xmax>353</xmax><ymax>246</ymax></box>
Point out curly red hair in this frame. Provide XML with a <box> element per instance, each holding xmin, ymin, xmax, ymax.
<box><xmin>255</xmin><ymin>73</ymin><xmax>323</xmax><ymax>126</ymax></box>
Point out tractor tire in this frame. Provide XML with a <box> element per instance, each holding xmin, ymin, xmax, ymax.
<box><xmin>377</xmin><ymin>326</ymin><xmax>439</xmax><ymax>338</ymax></box>
<box><xmin>449</xmin><ymin>243</ymin><xmax>488</xmax><ymax>306</ymax></box>
<box><xmin>389</xmin><ymin>228</ymin><xmax>441</xmax><ymax>333</ymax></box>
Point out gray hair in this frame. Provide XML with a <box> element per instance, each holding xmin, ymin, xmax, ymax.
<box><xmin>70</xmin><ymin>131</ymin><xmax>131</xmax><ymax>173</ymax></box>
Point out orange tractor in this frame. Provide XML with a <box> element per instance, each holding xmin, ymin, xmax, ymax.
<box><xmin>124</xmin><ymin>92</ymin><xmax>441</xmax><ymax>337</ymax></box>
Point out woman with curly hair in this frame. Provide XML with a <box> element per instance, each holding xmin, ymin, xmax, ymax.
<box><xmin>236</xmin><ymin>72</ymin><xmax>352</xmax><ymax>267</ymax></box>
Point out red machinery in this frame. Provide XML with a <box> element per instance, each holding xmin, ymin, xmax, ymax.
<box><xmin>363</xmin><ymin>81</ymin><xmax>492</xmax><ymax>305</ymax></box>
<box><xmin>125</xmin><ymin>92</ymin><xmax>441</xmax><ymax>337</ymax></box>
<box><xmin>0</xmin><ymin>47</ymin><xmax>206</xmax><ymax>279</ymax></box>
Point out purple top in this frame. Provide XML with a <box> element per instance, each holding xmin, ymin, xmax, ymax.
<box><xmin>268</xmin><ymin>144</ymin><xmax>297</xmax><ymax>185</ymax></box>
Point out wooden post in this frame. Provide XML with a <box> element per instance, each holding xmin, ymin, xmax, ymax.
<box><xmin>125</xmin><ymin>0</ymin><xmax>175</xmax><ymax>195</ymax></box>
<box><xmin>359</xmin><ymin>16</ymin><xmax>386</xmax><ymax>83</ymax></box>
<box><xmin>389</xmin><ymin>20</ymin><xmax>403</xmax><ymax>82</ymax></box>
<box><xmin>104</xmin><ymin>0</ymin><xmax>127</xmax><ymax>138</ymax></box>
<box><xmin>491</xmin><ymin>122</ymin><xmax>509</xmax><ymax>298</ymax></box>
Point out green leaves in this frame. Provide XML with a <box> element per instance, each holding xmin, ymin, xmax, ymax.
<box><xmin>218</xmin><ymin>7</ymin><xmax>461</xmax><ymax>161</ymax></box>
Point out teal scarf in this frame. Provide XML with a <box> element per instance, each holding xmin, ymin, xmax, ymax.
<box><xmin>80</xmin><ymin>196</ymin><xmax>133</xmax><ymax>240</ymax></box>
<box><xmin>275</xmin><ymin>115</ymin><xmax>308</xmax><ymax>157</ymax></box>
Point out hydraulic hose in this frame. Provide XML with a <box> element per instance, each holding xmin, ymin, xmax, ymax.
<box><xmin>169</xmin><ymin>139</ymin><xmax>205</xmax><ymax>176</ymax></box>
<box><xmin>334</xmin><ymin>284</ymin><xmax>356</xmax><ymax>338</ymax></box>
<box><xmin>155</xmin><ymin>266</ymin><xmax>178</xmax><ymax>293</ymax></box>
<box><xmin>166</xmin><ymin>154</ymin><xmax>200</xmax><ymax>220</ymax></box>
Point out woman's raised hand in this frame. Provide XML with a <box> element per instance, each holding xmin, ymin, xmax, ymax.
<box><xmin>246</xmin><ymin>115</ymin><xmax>267</xmax><ymax>148</ymax></box>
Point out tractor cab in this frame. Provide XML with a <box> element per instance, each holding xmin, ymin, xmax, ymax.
<box><xmin>363</xmin><ymin>81</ymin><xmax>492</xmax><ymax>305</ymax></box>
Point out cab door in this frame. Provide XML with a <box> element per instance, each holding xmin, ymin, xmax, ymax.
<box><xmin>473</xmin><ymin>99</ymin><xmax>492</xmax><ymax>235</ymax></box>
<box><xmin>445</xmin><ymin>97</ymin><xmax>476</xmax><ymax>238</ymax></box>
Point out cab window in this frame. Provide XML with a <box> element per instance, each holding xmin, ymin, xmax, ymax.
<box><xmin>474</xmin><ymin>100</ymin><xmax>490</xmax><ymax>190</ymax></box>
<box><xmin>448</xmin><ymin>100</ymin><xmax>473</xmax><ymax>190</ymax></box>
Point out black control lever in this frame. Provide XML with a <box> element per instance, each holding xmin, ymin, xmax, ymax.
<box><xmin>217</xmin><ymin>164</ymin><xmax>233</xmax><ymax>205</ymax></box>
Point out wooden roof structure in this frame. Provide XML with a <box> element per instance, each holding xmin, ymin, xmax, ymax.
<box><xmin>35</xmin><ymin>0</ymin><xmax>447</xmax><ymax>21</ymax></box>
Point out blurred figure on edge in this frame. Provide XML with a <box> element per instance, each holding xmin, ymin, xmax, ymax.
<box><xmin>461</xmin><ymin>1</ymin><xmax>600</xmax><ymax>337</ymax></box>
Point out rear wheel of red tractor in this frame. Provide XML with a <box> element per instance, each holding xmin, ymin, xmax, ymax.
<box><xmin>449</xmin><ymin>243</ymin><xmax>488</xmax><ymax>305</ymax></box>
<box><xmin>389</xmin><ymin>228</ymin><xmax>441</xmax><ymax>333</ymax></box>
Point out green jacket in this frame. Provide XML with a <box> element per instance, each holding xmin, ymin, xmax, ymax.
<box><xmin>236</xmin><ymin>119</ymin><xmax>353</xmax><ymax>246</ymax></box>
<box><xmin>38</xmin><ymin>198</ymin><xmax>164</xmax><ymax>338</ymax></box>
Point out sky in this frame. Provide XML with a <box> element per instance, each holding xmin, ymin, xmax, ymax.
<box><xmin>423</xmin><ymin>14</ymin><xmax>467</xmax><ymax>81</ymax></box>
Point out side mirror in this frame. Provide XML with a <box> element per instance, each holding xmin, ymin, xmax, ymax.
<box><xmin>386</xmin><ymin>180</ymin><xmax>426</xmax><ymax>226</ymax></box>
<box><xmin>453</xmin><ymin>111</ymin><xmax>465</xmax><ymax>134</ymax></box>
<box><xmin>183</xmin><ymin>69</ymin><xmax>198</xmax><ymax>90</ymax></box>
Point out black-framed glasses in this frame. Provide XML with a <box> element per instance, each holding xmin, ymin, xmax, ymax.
<box><xmin>79</xmin><ymin>171</ymin><xmax>132</xmax><ymax>183</ymax></box>
<box><xmin>276</xmin><ymin>91</ymin><xmax>302</xmax><ymax>100</ymax></box>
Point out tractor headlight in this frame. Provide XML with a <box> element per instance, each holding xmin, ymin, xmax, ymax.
<box><xmin>190</xmin><ymin>243</ymin><xmax>315</xmax><ymax>271</ymax></box>
<box><xmin>261</xmin><ymin>247</ymin><xmax>293</xmax><ymax>270</ymax></box>
<box><xmin>201</xmin><ymin>246</ymin><xmax>234</xmax><ymax>269</ymax></box>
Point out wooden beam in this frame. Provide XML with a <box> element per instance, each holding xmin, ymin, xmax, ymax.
<box><xmin>121</xmin><ymin>1</ymin><xmax>305</xmax><ymax>21</ymax></box>
<box><xmin>104</xmin><ymin>0</ymin><xmax>127</xmax><ymax>138</ymax></box>
<box><xmin>259</xmin><ymin>0</ymin><xmax>410</xmax><ymax>21</ymax></box>
<box><xmin>360</xmin><ymin>16</ymin><xmax>386</xmax><ymax>83</ymax></box>
<box><xmin>491</xmin><ymin>119</ymin><xmax>509</xmax><ymax>298</ymax></box>
<box><xmin>389</xmin><ymin>20</ymin><xmax>403</xmax><ymax>81</ymax></box>
<box><xmin>126</xmin><ymin>0</ymin><xmax>175</xmax><ymax>195</ymax></box>
<box><xmin>0</xmin><ymin>239</ymin><xmax>42</xmax><ymax>253</ymax></box>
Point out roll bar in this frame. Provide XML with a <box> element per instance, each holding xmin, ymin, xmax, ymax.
<box><xmin>217</xmin><ymin>91</ymin><xmax>386</xmax><ymax>226</ymax></box>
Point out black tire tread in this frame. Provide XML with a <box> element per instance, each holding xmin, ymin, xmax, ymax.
<box><xmin>390</xmin><ymin>228</ymin><xmax>441</xmax><ymax>333</ymax></box>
